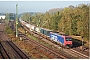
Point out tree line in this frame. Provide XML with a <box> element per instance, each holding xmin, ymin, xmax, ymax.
<box><xmin>21</xmin><ymin>4</ymin><xmax>89</xmax><ymax>41</ymax></box>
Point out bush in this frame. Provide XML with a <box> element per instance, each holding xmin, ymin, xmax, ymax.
<box><xmin>4</xmin><ymin>26</ymin><xmax>14</xmax><ymax>34</ymax></box>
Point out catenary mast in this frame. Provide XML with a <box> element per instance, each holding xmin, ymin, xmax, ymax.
<box><xmin>16</xmin><ymin>4</ymin><xmax>18</xmax><ymax>37</ymax></box>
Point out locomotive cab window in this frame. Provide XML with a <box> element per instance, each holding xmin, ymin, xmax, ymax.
<box><xmin>65</xmin><ymin>37</ymin><xmax>72</xmax><ymax>41</ymax></box>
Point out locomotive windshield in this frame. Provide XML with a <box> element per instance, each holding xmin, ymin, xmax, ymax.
<box><xmin>66</xmin><ymin>37</ymin><xmax>72</xmax><ymax>41</ymax></box>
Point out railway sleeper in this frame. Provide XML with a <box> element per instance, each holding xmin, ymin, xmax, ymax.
<box><xmin>36</xmin><ymin>47</ymin><xmax>57</xmax><ymax>59</ymax></box>
<box><xmin>35</xmin><ymin>47</ymin><xmax>52</xmax><ymax>58</ymax></box>
<box><xmin>38</xmin><ymin>49</ymin><xmax>53</xmax><ymax>59</ymax></box>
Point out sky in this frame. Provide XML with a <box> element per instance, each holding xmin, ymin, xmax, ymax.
<box><xmin>0</xmin><ymin>0</ymin><xmax>89</xmax><ymax>14</ymax></box>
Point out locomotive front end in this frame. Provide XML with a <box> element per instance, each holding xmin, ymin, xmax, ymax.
<box><xmin>64</xmin><ymin>36</ymin><xmax>73</xmax><ymax>48</ymax></box>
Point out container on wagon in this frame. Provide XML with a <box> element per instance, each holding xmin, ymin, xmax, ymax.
<box><xmin>35</xmin><ymin>27</ymin><xmax>40</xmax><ymax>32</ymax></box>
<box><xmin>26</xmin><ymin>24</ymin><xmax>31</xmax><ymax>28</ymax></box>
<box><xmin>40</xmin><ymin>28</ymin><xmax>44</xmax><ymax>34</ymax></box>
<box><xmin>40</xmin><ymin>28</ymin><xmax>53</xmax><ymax>36</ymax></box>
<box><xmin>30</xmin><ymin>25</ymin><xmax>35</xmax><ymax>31</ymax></box>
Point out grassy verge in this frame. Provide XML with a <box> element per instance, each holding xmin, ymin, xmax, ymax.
<box><xmin>27</xmin><ymin>34</ymin><xmax>53</xmax><ymax>48</ymax></box>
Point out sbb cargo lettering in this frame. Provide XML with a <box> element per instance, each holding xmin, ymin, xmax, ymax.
<box><xmin>51</xmin><ymin>35</ymin><xmax>58</xmax><ymax>41</ymax></box>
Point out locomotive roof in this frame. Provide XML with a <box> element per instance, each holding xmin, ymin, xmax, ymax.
<box><xmin>51</xmin><ymin>32</ymin><xmax>69</xmax><ymax>36</ymax></box>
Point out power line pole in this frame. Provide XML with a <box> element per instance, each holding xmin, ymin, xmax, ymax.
<box><xmin>29</xmin><ymin>17</ymin><xmax>31</xmax><ymax>23</ymax></box>
<box><xmin>6</xmin><ymin>9</ymin><xmax>9</xmax><ymax>25</ymax></box>
<box><xmin>16</xmin><ymin>4</ymin><xmax>18</xmax><ymax>37</ymax></box>
<box><xmin>39</xmin><ymin>19</ymin><xmax>40</xmax><ymax>31</ymax></box>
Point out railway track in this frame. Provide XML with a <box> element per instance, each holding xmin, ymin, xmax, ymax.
<box><xmin>0</xmin><ymin>41</ymin><xmax>29</xmax><ymax>59</ymax></box>
<box><xmin>63</xmin><ymin>48</ymin><xmax>89</xmax><ymax>59</ymax></box>
<box><xmin>19</xmin><ymin>32</ymin><xmax>68</xmax><ymax>59</ymax></box>
<box><xmin>8</xmin><ymin>20</ymin><xmax>88</xmax><ymax>59</ymax></box>
<box><xmin>72</xmin><ymin>47</ymin><xmax>89</xmax><ymax>56</ymax></box>
<box><xmin>22</xmin><ymin>24</ymin><xmax>89</xmax><ymax>59</ymax></box>
<box><xmin>70</xmin><ymin>49</ymin><xmax>89</xmax><ymax>58</ymax></box>
<box><xmin>0</xmin><ymin>21</ymin><xmax>30</xmax><ymax>59</ymax></box>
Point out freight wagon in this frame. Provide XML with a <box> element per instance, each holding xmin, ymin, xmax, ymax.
<box><xmin>40</xmin><ymin>28</ymin><xmax>53</xmax><ymax>36</ymax></box>
<box><xmin>50</xmin><ymin>32</ymin><xmax>72</xmax><ymax>48</ymax></box>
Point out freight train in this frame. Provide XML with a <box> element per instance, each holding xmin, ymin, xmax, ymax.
<box><xmin>19</xmin><ymin>18</ymin><xmax>73</xmax><ymax>48</ymax></box>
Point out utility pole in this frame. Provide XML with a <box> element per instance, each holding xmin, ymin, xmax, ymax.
<box><xmin>16</xmin><ymin>4</ymin><xmax>18</xmax><ymax>37</ymax></box>
<box><xmin>82</xmin><ymin>36</ymin><xmax>84</xmax><ymax>48</ymax></box>
<box><xmin>62</xmin><ymin>18</ymin><xmax>65</xmax><ymax>32</ymax></box>
<box><xmin>29</xmin><ymin>17</ymin><xmax>31</xmax><ymax>23</ymax></box>
<box><xmin>39</xmin><ymin>19</ymin><xmax>40</xmax><ymax>31</ymax></box>
<box><xmin>6</xmin><ymin>9</ymin><xmax>9</xmax><ymax>25</ymax></box>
